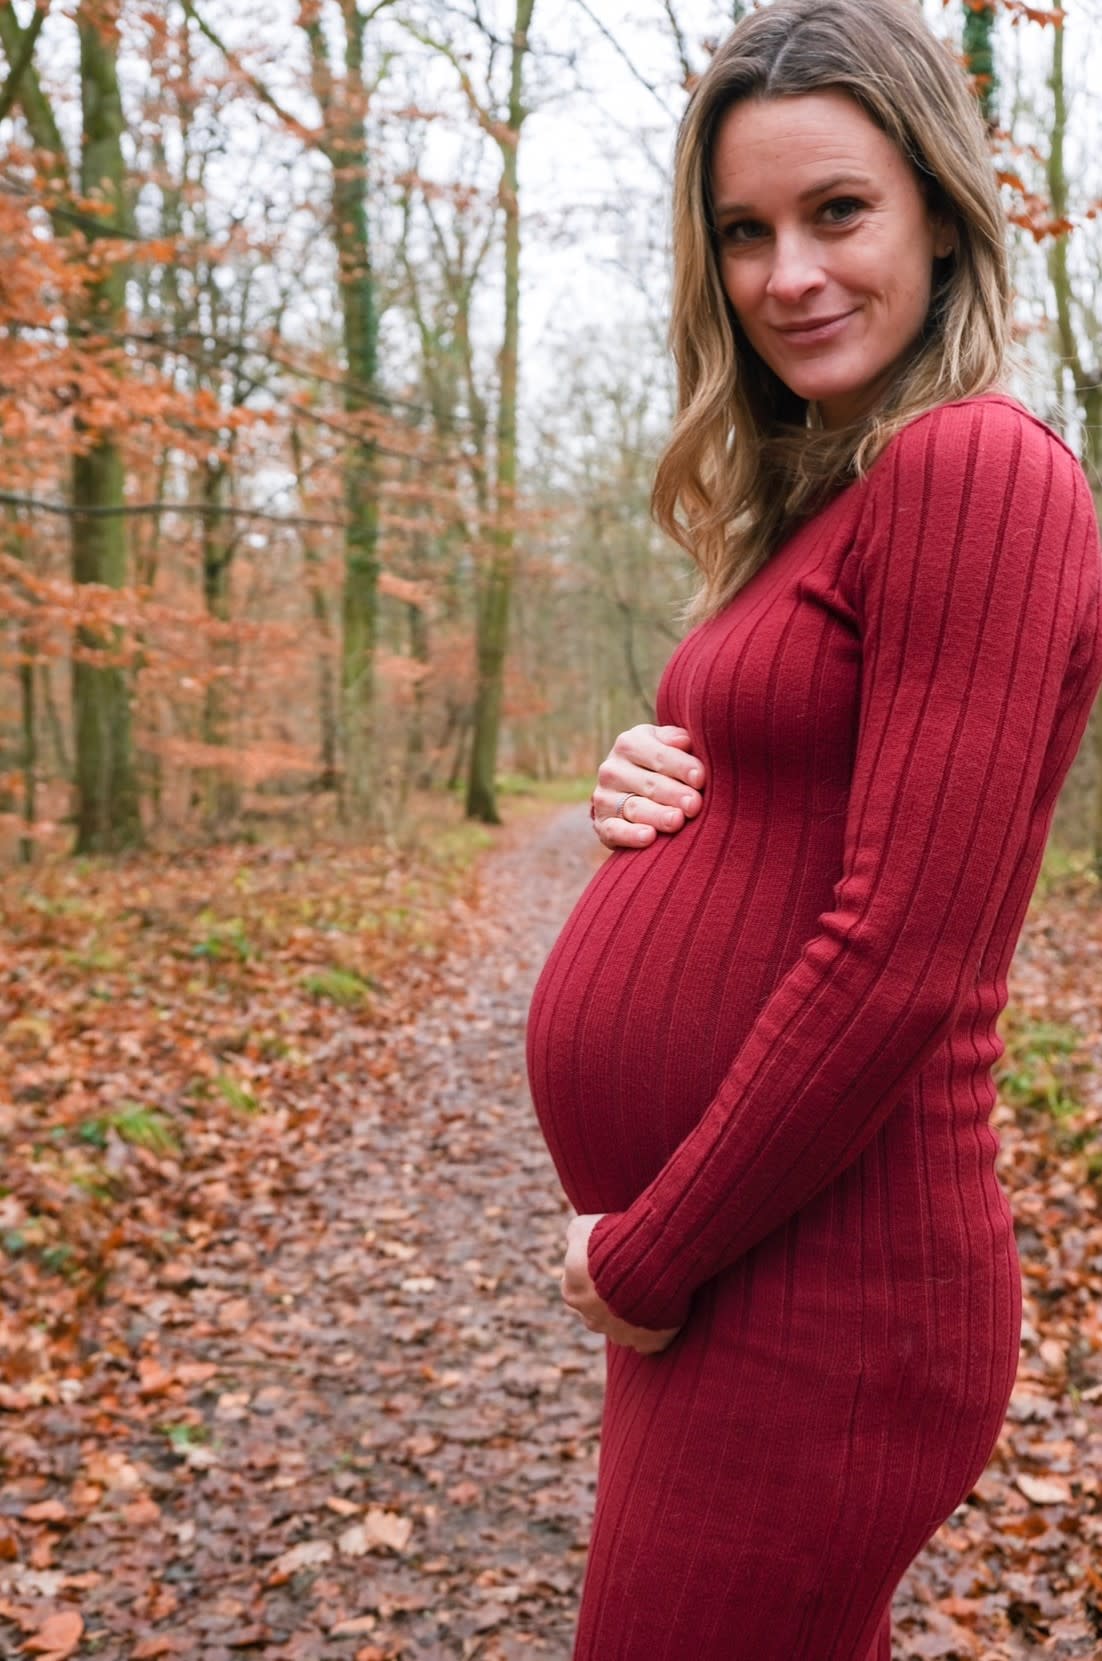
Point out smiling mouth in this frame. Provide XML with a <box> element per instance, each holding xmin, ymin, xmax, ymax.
<box><xmin>774</xmin><ymin>311</ymin><xmax>857</xmax><ymax>342</ymax></box>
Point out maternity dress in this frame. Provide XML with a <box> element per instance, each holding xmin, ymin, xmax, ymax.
<box><xmin>525</xmin><ymin>395</ymin><xmax>1102</xmax><ymax>1661</ymax></box>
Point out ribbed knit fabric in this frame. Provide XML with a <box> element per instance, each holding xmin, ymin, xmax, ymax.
<box><xmin>525</xmin><ymin>395</ymin><xmax>1102</xmax><ymax>1661</ymax></box>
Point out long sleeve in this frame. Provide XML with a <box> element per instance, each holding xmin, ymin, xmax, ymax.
<box><xmin>586</xmin><ymin>398</ymin><xmax>1102</xmax><ymax>1332</ymax></box>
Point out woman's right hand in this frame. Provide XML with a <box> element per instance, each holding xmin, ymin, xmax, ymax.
<box><xmin>591</xmin><ymin>724</ymin><xmax>706</xmax><ymax>849</ymax></box>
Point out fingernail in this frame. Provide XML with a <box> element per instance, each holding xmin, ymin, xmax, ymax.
<box><xmin>681</xmin><ymin>795</ymin><xmax>696</xmax><ymax>812</ymax></box>
<box><xmin>664</xmin><ymin>811</ymin><xmax>678</xmax><ymax>828</ymax></box>
<box><xmin>688</xmin><ymin>767</ymin><xmax>702</xmax><ymax>786</ymax></box>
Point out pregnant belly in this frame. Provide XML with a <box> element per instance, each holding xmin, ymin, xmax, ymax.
<box><xmin>525</xmin><ymin>818</ymin><xmax>834</xmax><ymax>1217</ymax></box>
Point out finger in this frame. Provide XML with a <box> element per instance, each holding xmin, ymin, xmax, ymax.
<box><xmin>626</xmin><ymin>1328</ymin><xmax>680</xmax><ymax>1354</ymax></box>
<box><xmin>613</xmin><ymin>727</ymin><xmax>706</xmax><ymax>792</ymax></box>
<box><xmin>594</xmin><ymin>765</ymin><xmax>703</xmax><ymax>821</ymax></box>
<box><xmin>648</xmin><ymin>741</ymin><xmax>706</xmax><ymax>792</ymax></box>
<box><xmin>561</xmin><ymin>1264</ymin><xmax>587</xmax><ymax>1299</ymax></box>
<box><xmin>591</xmin><ymin>796</ymin><xmax>695</xmax><ymax>852</ymax></box>
<box><xmin>597</xmin><ymin>760</ymin><xmax>704</xmax><ymax>818</ymax></box>
<box><xmin>653</xmin><ymin>725</ymin><xmax>695</xmax><ymax>751</ymax></box>
<box><xmin>601</xmin><ymin>1315</ymin><xmax>681</xmax><ymax>1351</ymax></box>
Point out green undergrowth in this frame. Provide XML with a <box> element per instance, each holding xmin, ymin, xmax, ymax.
<box><xmin>0</xmin><ymin>805</ymin><xmax>498</xmax><ymax>1295</ymax></box>
<box><xmin>492</xmin><ymin>773</ymin><xmax>592</xmax><ymax>804</ymax></box>
<box><xmin>997</xmin><ymin>1012</ymin><xmax>1084</xmax><ymax>1120</ymax></box>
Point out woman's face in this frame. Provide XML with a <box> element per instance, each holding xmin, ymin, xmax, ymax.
<box><xmin>709</xmin><ymin>90</ymin><xmax>954</xmax><ymax>429</ymax></box>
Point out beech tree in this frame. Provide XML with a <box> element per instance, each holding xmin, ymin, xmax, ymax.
<box><xmin>0</xmin><ymin>0</ymin><xmax>142</xmax><ymax>852</ymax></box>
<box><xmin>411</xmin><ymin>0</ymin><xmax>538</xmax><ymax>824</ymax></box>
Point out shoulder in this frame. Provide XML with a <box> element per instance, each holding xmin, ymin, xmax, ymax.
<box><xmin>847</xmin><ymin>393</ymin><xmax>1100</xmax><ymax>604</ymax></box>
<box><xmin>869</xmin><ymin>393</ymin><xmax>1088</xmax><ymax>512</ymax></box>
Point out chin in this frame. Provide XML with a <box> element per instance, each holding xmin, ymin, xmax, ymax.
<box><xmin>786</xmin><ymin>367</ymin><xmax>891</xmax><ymax>426</ymax></box>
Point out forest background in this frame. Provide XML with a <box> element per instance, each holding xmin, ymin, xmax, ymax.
<box><xmin>3</xmin><ymin>2</ymin><xmax>1102</xmax><ymax>1656</ymax></box>
<box><xmin>0</xmin><ymin>0</ymin><xmax>1099</xmax><ymax>857</ymax></box>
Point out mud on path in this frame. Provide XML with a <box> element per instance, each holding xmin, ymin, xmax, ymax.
<box><xmin>2</xmin><ymin>804</ymin><xmax>1099</xmax><ymax>1660</ymax></box>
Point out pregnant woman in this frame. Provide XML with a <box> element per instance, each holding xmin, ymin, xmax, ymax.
<box><xmin>524</xmin><ymin>2</ymin><xmax>1102</xmax><ymax>1657</ymax></box>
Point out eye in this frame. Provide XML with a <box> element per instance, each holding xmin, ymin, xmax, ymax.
<box><xmin>821</xmin><ymin>197</ymin><xmax>864</xmax><ymax>226</ymax></box>
<box><xmin>718</xmin><ymin>218</ymin><xmax>767</xmax><ymax>245</ymax></box>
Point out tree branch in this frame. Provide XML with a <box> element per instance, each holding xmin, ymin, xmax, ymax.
<box><xmin>0</xmin><ymin>0</ymin><xmax>68</xmax><ymax>201</ymax></box>
<box><xmin>179</xmin><ymin>0</ymin><xmax>322</xmax><ymax>146</ymax></box>
<box><xmin>399</xmin><ymin>20</ymin><xmax>509</xmax><ymax>147</ymax></box>
<box><xmin>570</xmin><ymin>0</ymin><xmax>677</xmax><ymax>119</ymax></box>
<box><xmin>660</xmin><ymin>0</ymin><xmax>694</xmax><ymax>93</ymax></box>
<box><xmin>0</xmin><ymin>0</ymin><xmax>51</xmax><ymax>126</ymax></box>
<box><xmin>0</xmin><ymin>488</ymin><xmax>352</xmax><ymax>530</ymax></box>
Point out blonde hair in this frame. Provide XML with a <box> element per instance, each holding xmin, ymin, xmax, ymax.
<box><xmin>653</xmin><ymin>0</ymin><xmax>1011</xmax><ymax>623</ymax></box>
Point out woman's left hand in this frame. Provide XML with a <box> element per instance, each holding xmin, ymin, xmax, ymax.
<box><xmin>561</xmin><ymin>1213</ymin><xmax>682</xmax><ymax>1354</ymax></box>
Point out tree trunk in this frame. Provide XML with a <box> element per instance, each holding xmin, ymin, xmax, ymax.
<box><xmin>199</xmin><ymin>457</ymin><xmax>240</xmax><ymax>827</ymax></box>
<box><xmin>41</xmin><ymin>662</ymin><xmax>70</xmax><ymax>781</ymax></box>
<box><xmin>336</xmin><ymin>163</ymin><xmax>382</xmax><ymax>822</ymax></box>
<box><xmin>20</xmin><ymin>626</ymin><xmax>36</xmax><ymax>865</ymax></box>
<box><xmin>405</xmin><ymin>597</ymin><xmax>430</xmax><ymax>797</ymax></box>
<box><xmin>1046</xmin><ymin>2</ymin><xmax>1102</xmax><ymax>872</ymax></box>
<box><xmin>72</xmin><ymin>446</ymin><xmax>140</xmax><ymax>851</ymax></box>
<box><xmin>466</xmin><ymin>0</ymin><xmax>536</xmax><ymax>824</ymax></box>
<box><xmin>312</xmin><ymin>579</ymin><xmax>339</xmax><ymax>791</ymax></box>
<box><xmin>963</xmin><ymin>1</ymin><xmax>997</xmax><ymax>128</ymax></box>
<box><xmin>290</xmin><ymin>424</ymin><xmax>339</xmax><ymax>789</ymax></box>
<box><xmin>306</xmin><ymin>1</ymin><xmax>383</xmax><ymax>824</ymax></box>
<box><xmin>72</xmin><ymin>1</ymin><xmax>141</xmax><ymax>852</ymax></box>
<box><xmin>1050</xmin><ymin>3</ymin><xmax>1102</xmax><ymax>870</ymax></box>
<box><xmin>448</xmin><ymin>706</ymin><xmax>472</xmax><ymax>792</ymax></box>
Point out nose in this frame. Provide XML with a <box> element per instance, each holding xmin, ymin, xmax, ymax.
<box><xmin>764</xmin><ymin>230</ymin><xmax>826</xmax><ymax>304</ymax></box>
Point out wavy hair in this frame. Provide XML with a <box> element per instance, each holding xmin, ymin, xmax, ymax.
<box><xmin>653</xmin><ymin>0</ymin><xmax>1012</xmax><ymax>623</ymax></box>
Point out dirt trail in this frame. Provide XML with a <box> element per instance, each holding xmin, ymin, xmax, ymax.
<box><xmin>5</xmin><ymin>804</ymin><xmax>1097</xmax><ymax>1660</ymax></box>
<box><xmin>0</xmin><ymin>805</ymin><xmax>602</xmax><ymax>1661</ymax></box>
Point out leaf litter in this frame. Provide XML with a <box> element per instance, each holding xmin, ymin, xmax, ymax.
<box><xmin>0</xmin><ymin>806</ymin><xmax>1099</xmax><ymax>1658</ymax></box>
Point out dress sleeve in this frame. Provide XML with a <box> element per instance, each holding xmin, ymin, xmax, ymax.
<box><xmin>586</xmin><ymin>398</ymin><xmax>1102</xmax><ymax>1332</ymax></box>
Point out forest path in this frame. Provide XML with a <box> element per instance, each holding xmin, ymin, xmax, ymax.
<box><xmin>8</xmin><ymin>804</ymin><xmax>602</xmax><ymax>1661</ymax></box>
<box><xmin>4</xmin><ymin>804</ymin><xmax>1097</xmax><ymax>1660</ymax></box>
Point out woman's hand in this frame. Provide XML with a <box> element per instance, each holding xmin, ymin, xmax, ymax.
<box><xmin>561</xmin><ymin>1213</ymin><xmax>681</xmax><ymax>1355</ymax></box>
<box><xmin>591</xmin><ymin>724</ymin><xmax>706</xmax><ymax>849</ymax></box>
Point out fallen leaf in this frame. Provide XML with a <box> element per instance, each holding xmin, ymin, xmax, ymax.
<box><xmin>23</xmin><ymin>1610</ymin><xmax>83</xmax><ymax>1657</ymax></box>
<box><xmin>362</xmin><ymin>1507</ymin><xmax>414</xmax><ymax>1553</ymax></box>
<box><xmin>1014</xmin><ymin>1473</ymin><xmax>1073</xmax><ymax>1505</ymax></box>
<box><xmin>267</xmin><ymin>1539</ymin><xmax>334</xmax><ymax>1581</ymax></box>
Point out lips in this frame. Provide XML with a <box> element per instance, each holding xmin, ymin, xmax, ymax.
<box><xmin>773</xmin><ymin>310</ymin><xmax>857</xmax><ymax>344</ymax></box>
<box><xmin>771</xmin><ymin>310</ymin><xmax>857</xmax><ymax>335</ymax></box>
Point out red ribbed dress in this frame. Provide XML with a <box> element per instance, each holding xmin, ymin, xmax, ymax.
<box><xmin>525</xmin><ymin>395</ymin><xmax>1102</xmax><ymax>1661</ymax></box>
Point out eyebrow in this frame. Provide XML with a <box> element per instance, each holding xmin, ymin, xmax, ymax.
<box><xmin>712</xmin><ymin>173</ymin><xmax>875</xmax><ymax>218</ymax></box>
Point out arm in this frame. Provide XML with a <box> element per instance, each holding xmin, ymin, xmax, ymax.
<box><xmin>587</xmin><ymin>398</ymin><xmax>1102</xmax><ymax>1332</ymax></box>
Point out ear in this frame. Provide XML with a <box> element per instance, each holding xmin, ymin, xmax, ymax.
<box><xmin>930</xmin><ymin>210</ymin><xmax>957</xmax><ymax>262</ymax></box>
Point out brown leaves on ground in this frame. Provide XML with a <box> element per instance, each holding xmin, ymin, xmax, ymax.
<box><xmin>0</xmin><ymin>805</ymin><xmax>1100</xmax><ymax>1658</ymax></box>
<box><xmin>891</xmin><ymin>866</ymin><xmax>1102</xmax><ymax>1659</ymax></box>
<box><xmin>0</xmin><ymin>827</ymin><xmax>484</xmax><ymax>1357</ymax></box>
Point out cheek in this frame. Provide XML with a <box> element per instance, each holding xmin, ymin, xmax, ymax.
<box><xmin>896</xmin><ymin>266</ymin><xmax>936</xmax><ymax>331</ymax></box>
<box><xmin>718</xmin><ymin>268</ymin><xmax>742</xmax><ymax>319</ymax></box>
<box><xmin>718</xmin><ymin>255</ymin><xmax>760</xmax><ymax>313</ymax></box>
<box><xmin>864</xmin><ymin>259</ymin><xmax>934</xmax><ymax>332</ymax></box>
<box><xmin>720</xmin><ymin>266</ymin><xmax>766</xmax><ymax>345</ymax></box>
